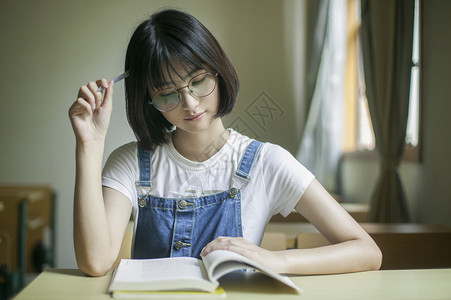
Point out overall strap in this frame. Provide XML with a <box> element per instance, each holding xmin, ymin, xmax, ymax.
<box><xmin>235</xmin><ymin>140</ymin><xmax>263</xmax><ymax>181</ymax></box>
<box><xmin>137</xmin><ymin>143</ymin><xmax>152</xmax><ymax>187</ymax></box>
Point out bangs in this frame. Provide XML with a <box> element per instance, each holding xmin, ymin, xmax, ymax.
<box><xmin>147</xmin><ymin>44</ymin><xmax>206</xmax><ymax>91</ymax></box>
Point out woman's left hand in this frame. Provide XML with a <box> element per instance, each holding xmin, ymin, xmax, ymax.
<box><xmin>200</xmin><ymin>236</ymin><xmax>283</xmax><ymax>273</ymax></box>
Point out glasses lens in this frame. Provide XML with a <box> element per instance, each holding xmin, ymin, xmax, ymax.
<box><xmin>152</xmin><ymin>89</ymin><xmax>179</xmax><ymax>112</ymax></box>
<box><xmin>188</xmin><ymin>73</ymin><xmax>217</xmax><ymax>97</ymax></box>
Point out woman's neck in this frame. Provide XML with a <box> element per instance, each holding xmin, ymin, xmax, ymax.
<box><xmin>172</xmin><ymin>121</ymin><xmax>229</xmax><ymax>162</ymax></box>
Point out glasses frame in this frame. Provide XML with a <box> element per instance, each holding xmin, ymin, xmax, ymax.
<box><xmin>149</xmin><ymin>71</ymin><xmax>218</xmax><ymax>112</ymax></box>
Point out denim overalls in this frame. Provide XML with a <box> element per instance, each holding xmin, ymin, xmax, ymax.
<box><xmin>132</xmin><ymin>140</ymin><xmax>263</xmax><ymax>259</ymax></box>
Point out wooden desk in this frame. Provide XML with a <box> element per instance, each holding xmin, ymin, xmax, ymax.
<box><xmin>13</xmin><ymin>268</ymin><xmax>451</xmax><ymax>300</ymax></box>
<box><xmin>265</xmin><ymin>222</ymin><xmax>451</xmax><ymax>249</ymax></box>
<box><xmin>270</xmin><ymin>203</ymin><xmax>369</xmax><ymax>223</ymax></box>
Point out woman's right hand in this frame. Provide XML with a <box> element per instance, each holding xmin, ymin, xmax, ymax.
<box><xmin>69</xmin><ymin>79</ymin><xmax>114</xmax><ymax>146</ymax></box>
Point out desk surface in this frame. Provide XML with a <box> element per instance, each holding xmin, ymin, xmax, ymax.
<box><xmin>14</xmin><ymin>268</ymin><xmax>451</xmax><ymax>300</ymax></box>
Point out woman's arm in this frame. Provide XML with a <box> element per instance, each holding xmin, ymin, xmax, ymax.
<box><xmin>69</xmin><ymin>79</ymin><xmax>132</xmax><ymax>276</ymax></box>
<box><xmin>200</xmin><ymin>179</ymin><xmax>382</xmax><ymax>274</ymax></box>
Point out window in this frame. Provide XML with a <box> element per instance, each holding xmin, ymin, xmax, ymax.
<box><xmin>344</xmin><ymin>0</ymin><xmax>421</xmax><ymax>161</ymax></box>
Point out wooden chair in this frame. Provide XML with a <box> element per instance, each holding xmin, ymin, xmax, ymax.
<box><xmin>0</xmin><ymin>186</ymin><xmax>55</xmax><ymax>297</ymax></box>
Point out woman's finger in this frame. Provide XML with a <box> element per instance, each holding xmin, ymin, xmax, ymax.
<box><xmin>96</xmin><ymin>78</ymin><xmax>109</xmax><ymax>91</ymax></box>
<box><xmin>78</xmin><ymin>85</ymin><xmax>96</xmax><ymax>111</ymax></box>
<box><xmin>87</xmin><ymin>81</ymin><xmax>103</xmax><ymax>109</ymax></box>
<box><xmin>69</xmin><ymin>97</ymin><xmax>93</xmax><ymax>119</ymax></box>
<box><xmin>201</xmin><ymin>236</ymin><xmax>245</xmax><ymax>256</ymax></box>
<box><xmin>101</xmin><ymin>80</ymin><xmax>114</xmax><ymax>110</ymax></box>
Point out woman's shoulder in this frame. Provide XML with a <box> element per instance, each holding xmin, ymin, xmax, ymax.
<box><xmin>104</xmin><ymin>141</ymin><xmax>139</xmax><ymax>168</ymax></box>
<box><xmin>228</xmin><ymin>129</ymin><xmax>258</xmax><ymax>148</ymax></box>
<box><xmin>109</xmin><ymin>141</ymin><xmax>138</xmax><ymax>157</ymax></box>
<box><xmin>229</xmin><ymin>130</ymin><xmax>288</xmax><ymax>157</ymax></box>
<box><xmin>260</xmin><ymin>141</ymin><xmax>291</xmax><ymax>157</ymax></box>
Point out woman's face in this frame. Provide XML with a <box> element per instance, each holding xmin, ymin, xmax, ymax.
<box><xmin>149</xmin><ymin>66</ymin><xmax>221</xmax><ymax>135</ymax></box>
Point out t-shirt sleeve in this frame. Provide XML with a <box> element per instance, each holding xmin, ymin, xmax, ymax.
<box><xmin>102</xmin><ymin>142</ymin><xmax>138</xmax><ymax>207</ymax></box>
<box><xmin>261</xmin><ymin>143</ymin><xmax>315</xmax><ymax>217</ymax></box>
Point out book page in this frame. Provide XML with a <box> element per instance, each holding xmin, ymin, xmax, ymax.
<box><xmin>202</xmin><ymin>250</ymin><xmax>302</xmax><ymax>292</ymax></box>
<box><xmin>114</xmin><ymin>257</ymin><xmax>207</xmax><ymax>282</ymax></box>
<box><xmin>109</xmin><ymin>257</ymin><xmax>220</xmax><ymax>293</ymax></box>
<box><xmin>202</xmin><ymin>250</ymin><xmax>252</xmax><ymax>280</ymax></box>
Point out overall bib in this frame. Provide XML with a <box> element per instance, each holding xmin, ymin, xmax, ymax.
<box><xmin>132</xmin><ymin>140</ymin><xmax>263</xmax><ymax>259</ymax></box>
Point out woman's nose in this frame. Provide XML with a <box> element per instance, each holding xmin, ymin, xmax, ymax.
<box><xmin>179</xmin><ymin>88</ymin><xmax>199</xmax><ymax>109</ymax></box>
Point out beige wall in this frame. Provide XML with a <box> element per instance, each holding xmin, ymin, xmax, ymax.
<box><xmin>0</xmin><ymin>0</ymin><xmax>306</xmax><ymax>268</ymax></box>
<box><xmin>341</xmin><ymin>0</ymin><xmax>451</xmax><ymax>227</ymax></box>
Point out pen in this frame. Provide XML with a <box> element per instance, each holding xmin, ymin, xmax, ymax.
<box><xmin>98</xmin><ymin>70</ymin><xmax>129</xmax><ymax>92</ymax></box>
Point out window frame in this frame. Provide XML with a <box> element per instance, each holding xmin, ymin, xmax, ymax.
<box><xmin>343</xmin><ymin>0</ymin><xmax>423</xmax><ymax>163</ymax></box>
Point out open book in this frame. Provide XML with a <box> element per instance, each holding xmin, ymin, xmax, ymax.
<box><xmin>108</xmin><ymin>250</ymin><xmax>302</xmax><ymax>297</ymax></box>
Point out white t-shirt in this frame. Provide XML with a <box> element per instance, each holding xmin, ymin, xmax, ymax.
<box><xmin>102</xmin><ymin>129</ymin><xmax>314</xmax><ymax>246</ymax></box>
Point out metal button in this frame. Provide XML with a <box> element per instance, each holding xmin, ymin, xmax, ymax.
<box><xmin>229</xmin><ymin>187</ymin><xmax>238</xmax><ymax>198</ymax></box>
<box><xmin>174</xmin><ymin>241</ymin><xmax>184</xmax><ymax>250</ymax></box>
<box><xmin>138</xmin><ymin>198</ymin><xmax>146</xmax><ymax>207</ymax></box>
<box><xmin>178</xmin><ymin>200</ymin><xmax>188</xmax><ymax>209</ymax></box>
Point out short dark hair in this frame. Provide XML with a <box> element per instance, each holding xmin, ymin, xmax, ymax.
<box><xmin>124</xmin><ymin>9</ymin><xmax>239</xmax><ymax>151</ymax></box>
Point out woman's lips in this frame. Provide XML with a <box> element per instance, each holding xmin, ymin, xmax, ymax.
<box><xmin>184</xmin><ymin>112</ymin><xmax>205</xmax><ymax>121</ymax></box>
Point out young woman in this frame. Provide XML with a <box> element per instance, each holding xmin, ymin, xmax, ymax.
<box><xmin>69</xmin><ymin>9</ymin><xmax>381</xmax><ymax>277</ymax></box>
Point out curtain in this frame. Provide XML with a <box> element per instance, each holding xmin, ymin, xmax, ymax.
<box><xmin>304</xmin><ymin>0</ymin><xmax>330</xmax><ymax>114</ymax></box>
<box><xmin>360</xmin><ymin>0</ymin><xmax>415</xmax><ymax>222</ymax></box>
<box><xmin>297</xmin><ymin>0</ymin><xmax>347</xmax><ymax>192</ymax></box>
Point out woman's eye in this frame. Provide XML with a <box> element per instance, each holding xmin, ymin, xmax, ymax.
<box><xmin>161</xmin><ymin>91</ymin><xmax>176</xmax><ymax>97</ymax></box>
<box><xmin>191</xmin><ymin>76</ymin><xmax>206</xmax><ymax>86</ymax></box>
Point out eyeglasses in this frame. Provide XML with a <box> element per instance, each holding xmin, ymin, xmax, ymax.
<box><xmin>149</xmin><ymin>71</ymin><xmax>218</xmax><ymax>112</ymax></box>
